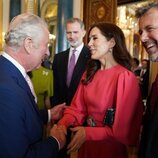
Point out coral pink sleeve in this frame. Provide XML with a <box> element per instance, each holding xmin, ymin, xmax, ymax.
<box><xmin>85</xmin><ymin>71</ymin><xmax>144</xmax><ymax>146</ymax></box>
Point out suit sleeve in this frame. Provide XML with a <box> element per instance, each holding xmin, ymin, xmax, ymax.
<box><xmin>0</xmin><ymin>87</ymin><xmax>59</xmax><ymax>158</ymax></box>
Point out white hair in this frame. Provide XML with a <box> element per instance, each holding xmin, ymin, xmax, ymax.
<box><xmin>4</xmin><ymin>13</ymin><xmax>48</xmax><ymax>51</ymax></box>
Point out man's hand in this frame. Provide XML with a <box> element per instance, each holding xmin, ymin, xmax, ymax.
<box><xmin>50</xmin><ymin>103</ymin><xmax>66</xmax><ymax>121</ymax></box>
<box><xmin>67</xmin><ymin>126</ymin><xmax>86</xmax><ymax>154</ymax></box>
<box><xmin>50</xmin><ymin>124</ymin><xmax>67</xmax><ymax>149</ymax></box>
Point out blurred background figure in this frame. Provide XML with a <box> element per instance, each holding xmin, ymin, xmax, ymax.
<box><xmin>131</xmin><ymin>57</ymin><xmax>141</xmax><ymax>77</ymax></box>
<box><xmin>131</xmin><ymin>58</ymin><xmax>149</xmax><ymax>100</ymax></box>
<box><xmin>30</xmin><ymin>62</ymin><xmax>53</xmax><ymax>110</ymax></box>
<box><xmin>139</xmin><ymin>59</ymin><xmax>150</xmax><ymax>100</ymax></box>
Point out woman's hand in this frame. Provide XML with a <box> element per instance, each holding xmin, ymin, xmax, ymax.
<box><xmin>67</xmin><ymin>126</ymin><xmax>86</xmax><ymax>154</ymax></box>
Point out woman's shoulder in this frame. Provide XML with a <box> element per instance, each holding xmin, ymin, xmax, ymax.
<box><xmin>116</xmin><ymin>65</ymin><xmax>133</xmax><ymax>74</ymax></box>
<box><xmin>117</xmin><ymin>65</ymin><xmax>138</xmax><ymax>82</ymax></box>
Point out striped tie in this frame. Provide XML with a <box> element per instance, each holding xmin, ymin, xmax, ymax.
<box><xmin>25</xmin><ymin>74</ymin><xmax>37</xmax><ymax>103</ymax></box>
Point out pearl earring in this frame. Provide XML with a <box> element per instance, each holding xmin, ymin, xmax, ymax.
<box><xmin>109</xmin><ymin>48</ymin><xmax>112</xmax><ymax>53</ymax></box>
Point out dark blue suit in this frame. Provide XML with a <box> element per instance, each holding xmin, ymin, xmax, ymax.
<box><xmin>0</xmin><ymin>56</ymin><xmax>58</xmax><ymax>158</ymax></box>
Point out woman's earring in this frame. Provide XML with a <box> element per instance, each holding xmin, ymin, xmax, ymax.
<box><xmin>109</xmin><ymin>48</ymin><xmax>112</xmax><ymax>53</ymax></box>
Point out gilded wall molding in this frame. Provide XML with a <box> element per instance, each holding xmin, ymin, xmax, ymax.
<box><xmin>150</xmin><ymin>62</ymin><xmax>158</xmax><ymax>90</ymax></box>
<box><xmin>83</xmin><ymin>0</ymin><xmax>117</xmax><ymax>44</ymax></box>
<box><xmin>24</xmin><ymin>0</ymin><xmax>38</xmax><ymax>14</ymax></box>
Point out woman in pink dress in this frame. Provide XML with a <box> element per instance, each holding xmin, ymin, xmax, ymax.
<box><xmin>58</xmin><ymin>23</ymin><xmax>144</xmax><ymax>158</ymax></box>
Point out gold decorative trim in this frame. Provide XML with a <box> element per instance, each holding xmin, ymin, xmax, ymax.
<box><xmin>149</xmin><ymin>62</ymin><xmax>158</xmax><ymax>90</ymax></box>
<box><xmin>80</xmin><ymin>0</ymin><xmax>84</xmax><ymax>20</ymax></box>
<box><xmin>24</xmin><ymin>0</ymin><xmax>38</xmax><ymax>14</ymax></box>
<box><xmin>83</xmin><ymin>0</ymin><xmax>117</xmax><ymax>44</ymax></box>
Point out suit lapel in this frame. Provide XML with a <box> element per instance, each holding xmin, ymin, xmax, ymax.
<box><xmin>0</xmin><ymin>56</ymin><xmax>40</xmax><ymax>115</ymax></box>
<box><xmin>70</xmin><ymin>46</ymin><xmax>89</xmax><ymax>86</ymax></box>
<box><xmin>16</xmin><ymin>74</ymin><xmax>41</xmax><ymax>118</ymax></box>
<box><xmin>62</xmin><ymin>49</ymin><xmax>70</xmax><ymax>85</ymax></box>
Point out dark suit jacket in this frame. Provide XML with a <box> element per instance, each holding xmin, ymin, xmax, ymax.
<box><xmin>145</xmin><ymin>99</ymin><xmax>158</xmax><ymax>158</ymax></box>
<box><xmin>138</xmin><ymin>75</ymin><xmax>158</xmax><ymax>158</ymax></box>
<box><xmin>140</xmin><ymin>69</ymin><xmax>149</xmax><ymax>99</ymax></box>
<box><xmin>52</xmin><ymin>46</ymin><xmax>90</xmax><ymax>106</ymax></box>
<box><xmin>0</xmin><ymin>56</ymin><xmax>58</xmax><ymax>158</ymax></box>
<box><xmin>138</xmin><ymin>99</ymin><xmax>158</xmax><ymax>158</ymax></box>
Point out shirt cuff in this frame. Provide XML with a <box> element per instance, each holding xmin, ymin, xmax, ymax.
<box><xmin>52</xmin><ymin>136</ymin><xmax>60</xmax><ymax>150</ymax></box>
<box><xmin>48</xmin><ymin>109</ymin><xmax>51</xmax><ymax>122</ymax></box>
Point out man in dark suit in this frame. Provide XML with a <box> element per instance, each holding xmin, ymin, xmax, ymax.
<box><xmin>52</xmin><ymin>18</ymin><xmax>90</xmax><ymax>106</ymax></box>
<box><xmin>52</xmin><ymin>18</ymin><xmax>90</xmax><ymax>158</ymax></box>
<box><xmin>0</xmin><ymin>13</ymin><xmax>66</xmax><ymax>158</ymax></box>
<box><xmin>136</xmin><ymin>2</ymin><xmax>158</xmax><ymax>158</ymax></box>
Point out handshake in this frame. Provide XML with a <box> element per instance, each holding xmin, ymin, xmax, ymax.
<box><xmin>48</xmin><ymin>103</ymin><xmax>86</xmax><ymax>153</ymax></box>
<box><xmin>49</xmin><ymin>124</ymin><xmax>67</xmax><ymax>150</ymax></box>
<box><xmin>49</xmin><ymin>124</ymin><xmax>86</xmax><ymax>153</ymax></box>
<box><xmin>48</xmin><ymin>103</ymin><xmax>67</xmax><ymax>149</ymax></box>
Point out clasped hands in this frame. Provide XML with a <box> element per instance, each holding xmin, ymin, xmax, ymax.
<box><xmin>66</xmin><ymin>126</ymin><xmax>86</xmax><ymax>154</ymax></box>
<box><xmin>49</xmin><ymin>103</ymin><xmax>67</xmax><ymax>149</ymax></box>
<box><xmin>48</xmin><ymin>103</ymin><xmax>86</xmax><ymax>152</ymax></box>
<box><xmin>49</xmin><ymin>125</ymin><xmax>86</xmax><ymax>152</ymax></box>
<box><xmin>53</xmin><ymin>125</ymin><xmax>86</xmax><ymax>153</ymax></box>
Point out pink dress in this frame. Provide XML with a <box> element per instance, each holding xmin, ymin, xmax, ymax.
<box><xmin>59</xmin><ymin>65</ymin><xmax>144</xmax><ymax>158</ymax></box>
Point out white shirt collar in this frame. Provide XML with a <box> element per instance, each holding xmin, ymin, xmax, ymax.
<box><xmin>70</xmin><ymin>43</ymin><xmax>84</xmax><ymax>53</ymax></box>
<box><xmin>2</xmin><ymin>52</ymin><xmax>27</xmax><ymax>78</ymax></box>
<box><xmin>69</xmin><ymin>43</ymin><xmax>84</xmax><ymax>63</ymax></box>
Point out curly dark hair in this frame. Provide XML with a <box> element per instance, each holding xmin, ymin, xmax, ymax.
<box><xmin>82</xmin><ymin>22</ymin><xmax>132</xmax><ymax>85</ymax></box>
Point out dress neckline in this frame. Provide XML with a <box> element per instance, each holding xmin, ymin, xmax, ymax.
<box><xmin>98</xmin><ymin>64</ymin><xmax>120</xmax><ymax>72</ymax></box>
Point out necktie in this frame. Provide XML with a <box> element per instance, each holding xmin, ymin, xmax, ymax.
<box><xmin>67</xmin><ymin>49</ymin><xmax>76</xmax><ymax>86</ymax></box>
<box><xmin>25</xmin><ymin>74</ymin><xmax>37</xmax><ymax>103</ymax></box>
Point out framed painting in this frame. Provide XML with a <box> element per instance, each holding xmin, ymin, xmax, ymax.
<box><xmin>118</xmin><ymin>0</ymin><xmax>146</xmax><ymax>5</ymax></box>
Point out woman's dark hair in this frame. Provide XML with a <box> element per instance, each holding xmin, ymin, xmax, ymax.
<box><xmin>133</xmin><ymin>57</ymin><xmax>140</xmax><ymax>66</ymax></box>
<box><xmin>82</xmin><ymin>22</ymin><xmax>132</xmax><ymax>85</ymax></box>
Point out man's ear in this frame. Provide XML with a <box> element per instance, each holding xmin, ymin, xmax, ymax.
<box><xmin>24</xmin><ymin>37</ymin><xmax>32</xmax><ymax>54</ymax></box>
